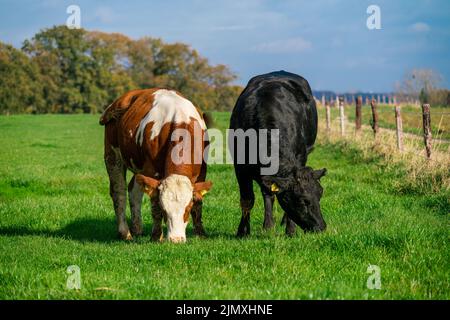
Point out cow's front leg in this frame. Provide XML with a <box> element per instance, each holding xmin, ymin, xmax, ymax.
<box><xmin>151</xmin><ymin>198</ymin><xmax>164</xmax><ymax>242</ymax></box>
<box><xmin>105</xmin><ymin>147</ymin><xmax>131</xmax><ymax>240</ymax></box>
<box><xmin>284</xmin><ymin>214</ymin><xmax>296</xmax><ymax>236</ymax></box>
<box><xmin>128</xmin><ymin>175</ymin><xmax>143</xmax><ymax>236</ymax></box>
<box><xmin>262</xmin><ymin>191</ymin><xmax>275</xmax><ymax>230</ymax></box>
<box><xmin>191</xmin><ymin>201</ymin><xmax>206</xmax><ymax>237</ymax></box>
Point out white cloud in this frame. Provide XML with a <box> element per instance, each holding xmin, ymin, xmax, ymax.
<box><xmin>211</xmin><ymin>25</ymin><xmax>254</xmax><ymax>31</ymax></box>
<box><xmin>254</xmin><ymin>37</ymin><xmax>312</xmax><ymax>54</ymax></box>
<box><xmin>95</xmin><ymin>7</ymin><xmax>115</xmax><ymax>24</ymax></box>
<box><xmin>410</xmin><ymin>22</ymin><xmax>431</xmax><ymax>32</ymax></box>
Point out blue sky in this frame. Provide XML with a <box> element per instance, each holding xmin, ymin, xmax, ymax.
<box><xmin>1</xmin><ymin>0</ymin><xmax>449</xmax><ymax>92</ymax></box>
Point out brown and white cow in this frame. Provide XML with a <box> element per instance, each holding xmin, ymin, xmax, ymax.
<box><xmin>100</xmin><ymin>88</ymin><xmax>212</xmax><ymax>243</ymax></box>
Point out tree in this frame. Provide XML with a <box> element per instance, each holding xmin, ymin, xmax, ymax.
<box><xmin>127</xmin><ymin>37</ymin><xmax>158</xmax><ymax>89</ymax></box>
<box><xmin>85</xmin><ymin>31</ymin><xmax>136</xmax><ymax>112</ymax></box>
<box><xmin>2</xmin><ymin>25</ymin><xmax>241</xmax><ymax>114</ymax></box>
<box><xmin>23</xmin><ymin>26</ymin><xmax>91</xmax><ymax>113</ymax></box>
<box><xmin>0</xmin><ymin>43</ymin><xmax>44</xmax><ymax>114</ymax></box>
<box><xmin>396</xmin><ymin>69</ymin><xmax>442</xmax><ymax>104</ymax></box>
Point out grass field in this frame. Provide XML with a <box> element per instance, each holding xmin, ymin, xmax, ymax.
<box><xmin>0</xmin><ymin>113</ymin><xmax>448</xmax><ymax>299</ymax></box>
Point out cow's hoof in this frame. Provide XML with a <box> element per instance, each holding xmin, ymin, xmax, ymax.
<box><xmin>151</xmin><ymin>232</ymin><xmax>164</xmax><ymax>242</ymax></box>
<box><xmin>194</xmin><ymin>228</ymin><xmax>207</xmax><ymax>238</ymax></box>
<box><xmin>236</xmin><ymin>234</ymin><xmax>249</xmax><ymax>239</ymax></box>
<box><xmin>285</xmin><ymin>231</ymin><xmax>296</xmax><ymax>237</ymax></box>
<box><xmin>119</xmin><ymin>231</ymin><xmax>133</xmax><ymax>241</ymax></box>
<box><xmin>131</xmin><ymin>226</ymin><xmax>143</xmax><ymax>237</ymax></box>
<box><xmin>263</xmin><ymin>219</ymin><xmax>275</xmax><ymax>230</ymax></box>
<box><xmin>236</xmin><ymin>231</ymin><xmax>250</xmax><ymax>238</ymax></box>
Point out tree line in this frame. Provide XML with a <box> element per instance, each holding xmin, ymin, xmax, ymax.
<box><xmin>395</xmin><ymin>69</ymin><xmax>450</xmax><ymax>107</ymax></box>
<box><xmin>0</xmin><ymin>26</ymin><xmax>242</xmax><ymax>114</ymax></box>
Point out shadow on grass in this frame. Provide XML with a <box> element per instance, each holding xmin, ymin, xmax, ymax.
<box><xmin>0</xmin><ymin>217</ymin><xmax>242</xmax><ymax>243</ymax></box>
<box><xmin>0</xmin><ymin>218</ymin><xmax>121</xmax><ymax>243</ymax></box>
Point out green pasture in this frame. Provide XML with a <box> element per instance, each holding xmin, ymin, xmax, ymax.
<box><xmin>0</xmin><ymin>113</ymin><xmax>448</xmax><ymax>299</ymax></box>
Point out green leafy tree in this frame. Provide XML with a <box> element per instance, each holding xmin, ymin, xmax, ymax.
<box><xmin>3</xmin><ymin>25</ymin><xmax>241</xmax><ymax>114</ymax></box>
<box><xmin>22</xmin><ymin>26</ymin><xmax>92</xmax><ymax>113</ymax></box>
<box><xmin>0</xmin><ymin>43</ymin><xmax>44</xmax><ymax>114</ymax></box>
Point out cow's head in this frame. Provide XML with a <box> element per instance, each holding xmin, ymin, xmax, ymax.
<box><xmin>135</xmin><ymin>174</ymin><xmax>212</xmax><ymax>243</ymax></box>
<box><xmin>262</xmin><ymin>167</ymin><xmax>327</xmax><ymax>232</ymax></box>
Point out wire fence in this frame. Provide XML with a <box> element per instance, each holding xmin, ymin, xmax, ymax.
<box><xmin>319</xmin><ymin>98</ymin><xmax>449</xmax><ymax>162</ymax></box>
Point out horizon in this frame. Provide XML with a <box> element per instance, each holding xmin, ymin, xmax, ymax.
<box><xmin>1</xmin><ymin>0</ymin><xmax>449</xmax><ymax>92</ymax></box>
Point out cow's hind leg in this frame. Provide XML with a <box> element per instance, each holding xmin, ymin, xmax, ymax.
<box><xmin>236</xmin><ymin>171</ymin><xmax>254</xmax><ymax>238</ymax></box>
<box><xmin>191</xmin><ymin>201</ymin><xmax>206</xmax><ymax>237</ymax></box>
<box><xmin>105</xmin><ymin>147</ymin><xmax>131</xmax><ymax>240</ymax></box>
<box><xmin>151</xmin><ymin>198</ymin><xmax>164</xmax><ymax>242</ymax></box>
<box><xmin>128</xmin><ymin>175</ymin><xmax>143</xmax><ymax>236</ymax></box>
<box><xmin>262</xmin><ymin>190</ymin><xmax>275</xmax><ymax>230</ymax></box>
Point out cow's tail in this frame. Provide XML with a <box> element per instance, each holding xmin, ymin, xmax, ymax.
<box><xmin>99</xmin><ymin>102</ymin><xmax>128</xmax><ymax>126</ymax></box>
<box><xmin>202</xmin><ymin>112</ymin><xmax>215</xmax><ymax>128</ymax></box>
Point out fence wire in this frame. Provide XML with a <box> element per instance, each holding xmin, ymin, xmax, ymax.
<box><xmin>321</xmin><ymin>105</ymin><xmax>449</xmax><ymax>164</ymax></box>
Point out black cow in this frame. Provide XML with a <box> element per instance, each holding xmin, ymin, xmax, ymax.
<box><xmin>229</xmin><ymin>70</ymin><xmax>327</xmax><ymax>236</ymax></box>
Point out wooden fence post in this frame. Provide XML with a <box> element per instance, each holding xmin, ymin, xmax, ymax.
<box><xmin>395</xmin><ymin>105</ymin><xmax>403</xmax><ymax>152</ymax></box>
<box><xmin>325</xmin><ymin>101</ymin><xmax>331</xmax><ymax>133</ymax></box>
<box><xmin>321</xmin><ymin>95</ymin><xmax>325</xmax><ymax>107</ymax></box>
<box><xmin>370</xmin><ymin>99</ymin><xmax>379</xmax><ymax>137</ymax></box>
<box><xmin>355</xmin><ymin>95</ymin><xmax>362</xmax><ymax>133</ymax></box>
<box><xmin>421</xmin><ymin>104</ymin><xmax>432</xmax><ymax>159</ymax></box>
<box><xmin>339</xmin><ymin>97</ymin><xmax>345</xmax><ymax>136</ymax></box>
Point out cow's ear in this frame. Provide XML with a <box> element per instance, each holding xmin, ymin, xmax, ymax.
<box><xmin>135</xmin><ymin>174</ymin><xmax>160</xmax><ymax>196</ymax></box>
<box><xmin>261</xmin><ymin>176</ymin><xmax>292</xmax><ymax>193</ymax></box>
<box><xmin>193</xmin><ymin>181</ymin><xmax>213</xmax><ymax>201</ymax></box>
<box><xmin>312</xmin><ymin>168</ymin><xmax>327</xmax><ymax>180</ymax></box>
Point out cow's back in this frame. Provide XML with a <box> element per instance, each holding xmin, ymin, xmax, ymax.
<box><xmin>104</xmin><ymin>88</ymin><xmax>206</xmax><ymax>177</ymax></box>
<box><xmin>230</xmin><ymin>71</ymin><xmax>317</xmax><ymax>168</ymax></box>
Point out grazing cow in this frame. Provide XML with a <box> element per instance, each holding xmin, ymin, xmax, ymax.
<box><xmin>229</xmin><ymin>71</ymin><xmax>327</xmax><ymax>236</ymax></box>
<box><xmin>100</xmin><ymin>88</ymin><xmax>212</xmax><ymax>243</ymax></box>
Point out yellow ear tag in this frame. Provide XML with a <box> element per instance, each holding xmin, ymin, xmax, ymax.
<box><xmin>200</xmin><ymin>190</ymin><xmax>208</xmax><ymax>196</ymax></box>
<box><xmin>271</xmin><ymin>183</ymin><xmax>279</xmax><ymax>192</ymax></box>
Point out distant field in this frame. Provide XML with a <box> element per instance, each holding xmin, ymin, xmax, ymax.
<box><xmin>0</xmin><ymin>114</ymin><xmax>448</xmax><ymax>299</ymax></box>
<box><xmin>319</xmin><ymin>104</ymin><xmax>450</xmax><ymax>141</ymax></box>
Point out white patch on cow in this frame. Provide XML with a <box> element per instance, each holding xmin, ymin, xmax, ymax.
<box><xmin>136</xmin><ymin>89</ymin><xmax>206</xmax><ymax>145</ymax></box>
<box><xmin>158</xmin><ymin>174</ymin><xmax>192</xmax><ymax>242</ymax></box>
